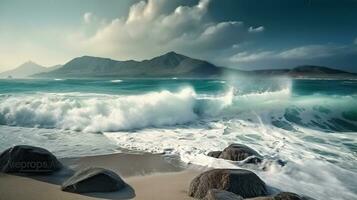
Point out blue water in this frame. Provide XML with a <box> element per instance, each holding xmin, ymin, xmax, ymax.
<box><xmin>0</xmin><ymin>77</ymin><xmax>356</xmax><ymax>199</ymax></box>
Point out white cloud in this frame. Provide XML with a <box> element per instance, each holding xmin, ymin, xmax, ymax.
<box><xmin>230</xmin><ymin>51</ymin><xmax>274</xmax><ymax>62</ymax></box>
<box><xmin>278</xmin><ymin>45</ymin><xmax>340</xmax><ymax>59</ymax></box>
<box><xmin>230</xmin><ymin>44</ymin><xmax>347</xmax><ymax>64</ymax></box>
<box><xmin>248</xmin><ymin>26</ymin><xmax>264</xmax><ymax>33</ymax></box>
<box><xmin>69</xmin><ymin>0</ymin><xmax>262</xmax><ymax>61</ymax></box>
<box><xmin>227</xmin><ymin>43</ymin><xmax>357</xmax><ymax>70</ymax></box>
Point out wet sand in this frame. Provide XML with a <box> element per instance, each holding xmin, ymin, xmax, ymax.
<box><xmin>0</xmin><ymin>153</ymin><xmax>203</xmax><ymax>200</ymax></box>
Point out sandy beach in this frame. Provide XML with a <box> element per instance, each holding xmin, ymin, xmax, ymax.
<box><xmin>0</xmin><ymin>152</ymin><xmax>202</xmax><ymax>200</ymax></box>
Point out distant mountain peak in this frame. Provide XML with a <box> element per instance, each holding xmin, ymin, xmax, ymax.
<box><xmin>147</xmin><ymin>51</ymin><xmax>188</xmax><ymax>67</ymax></box>
<box><xmin>0</xmin><ymin>61</ymin><xmax>49</xmax><ymax>78</ymax></box>
<box><xmin>20</xmin><ymin>60</ymin><xmax>40</xmax><ymax>66</ymax></box>
<box><xmin>157</xmin><ymin>51</ymin><xmax>187</xmax><ymax>59</ymax></box>
<box><xmin>164</xmin><ymin>51</ymin><xmax>181</xmax><ymax>56</ymax></box>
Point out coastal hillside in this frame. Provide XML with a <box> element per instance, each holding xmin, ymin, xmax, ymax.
<box><xmin>34</xmin><ymin>52</ymin><xmax>228</xmax><ymax>78</ymax></box>
<box><xmin>288</xmin><ymin>65</ymin><xmax>355</xmax><ymax>77</ymax></box>
<box><xmin>248</xmin><ymin>65</ymin><xmax>357</xmax><ymax>78</ymax></box>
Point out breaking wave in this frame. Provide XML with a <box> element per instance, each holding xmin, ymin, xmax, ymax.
<box><xmin>0</xmin><ymin>86</ymin><xmax>356</xmax><ymax>133</ymax></box>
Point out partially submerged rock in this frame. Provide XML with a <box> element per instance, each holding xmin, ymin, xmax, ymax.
<box><xmin>188</xmin><ymin>169</ymin><xmax>267</xmax><ymax>199</ymax></box>
<box><xmin>61</xmin><ymin>167</ymin><xmax>127</xmax><ymax>193</ymax></box>
<box><xmin>207</xmin><ymin>151</ymin><xmax>222</xmax><ymax>158</ymax></box>
<box><xmin>203</xmin><ymin>189</ymin><xmax>244</xmax><ymax>200</ymax></box>
<box><xmin>274</xmin><ymin>192</ymin><xmax>304</xmax><ymax>200</ymax></box>
<box><xmin>247</xmin><ymin>192</ymin><xmax>313</xmax><ymax>200</ymax></box>
<box><xmin>207</xmin><ymin>144</ymin><xmax>262</xmax><ymax>163</ymax></box>
<box><xmin>220</xmin><ymin>144</ymin><xmax>262</xmax><ymax>163</ymax></box>
<box><xmin>0</xmin><ymin>145</ymin><xmax>62</xmax><ymax>173</ymax></box>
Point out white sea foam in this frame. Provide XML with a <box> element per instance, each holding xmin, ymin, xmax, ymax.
<box><xmin>0</xmin><ymin>87</ymin><xmax>200</xmax><ymax>132</ymax></box>
<box><xmin>103</xmin><ymin>117</ymin><xmax>357</xmax><ymax>200</ymax></box>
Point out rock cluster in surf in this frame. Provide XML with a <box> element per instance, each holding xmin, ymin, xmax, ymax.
<box><xmin>191</xmin><ymin>143</ymin><xmax>314</xmax><ymax>200</ymax></box>
<box><xmin>207</xmin><ymin>144</ymin><xmax>263</xmax><ymax>164</ymax></box>
<box><xmin>189</xmin><ymin>169</ymin><xmax>268</xmax><ymax>198</ymax></box>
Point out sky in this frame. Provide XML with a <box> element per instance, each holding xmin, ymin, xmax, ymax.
<box><xmin>0</xmin><ymin>0</ymin><xmax>357</xmax><ymax>72</ymax></box>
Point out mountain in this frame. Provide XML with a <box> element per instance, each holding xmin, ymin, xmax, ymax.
<box><xmin>251</xmin><ymin>65</ymin><xmax>357</xmax><ymax>78</ymax></box>
<box><xmin>0</xmin><ymin>61</ymin><xmax>62</xmax><ymax>78</ymax></box>
<box><xmin>34</xmin><ymin>52</ymin><xmax>229</xmax><ymax>78</ymax></box>
<box><xmin>33</xmin><ymin>52</ymin><xmax>357</xmax><ymax>79</ymax></box>
<box><xmin>46</xmin><ymin>64</ymin><xmax>63</xmax><ymax>72</ymax></box>
<box><xmin>288</xmin><ymin>65</ymin><xmax>353</xmax><ymax>77</ymax></box>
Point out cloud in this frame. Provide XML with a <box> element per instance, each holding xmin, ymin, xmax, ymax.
<box><xmin>248</xmin><ymin>26</ymin><xmax>265</xmax><ymax>33</ymax></box>
<box><xmin>230</xmin><ymin>51</ymin><xmax>274</xmax><ymax>62</ymax></box>
<box><xmin>230</xmin><ymin>44</ymin><xmax>349</xmax><ymax>63</ymax></box>
<box><xmin>229</xmin><ymin>43</ymin><xmax>357</xmax><ymax>69</ymax></box>
<box><xmin>69</xmin><ymin>0</ymin><xmax>262</xmax><ymax>61</ymax></box>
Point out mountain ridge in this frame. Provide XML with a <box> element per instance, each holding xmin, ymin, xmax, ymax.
<box><xmin>34</xmin><ymin>51</ymin><xmax>227</xmax><ymax>78</ymax></box>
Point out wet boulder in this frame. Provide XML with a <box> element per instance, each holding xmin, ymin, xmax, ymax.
<box><xmin>207</xmin><ymin>151</ymin><xmax>222</xmax><ymax>158</ymax></box>
<box><xmin>188</xmin><ymin>169</ymin><xmax>267</xmax><ymax>199</ymax></box>
<box><xmin>61</xmin><ymin>167</ymin><xmax>127</xmax><ymax>193</ymax></box>
<box><xmin>0</xmin><ymin>145</ymin><xmax>62</xmax><ymax>173</ymax></box>
<box><xmin>219</xmin><ymin>144</ymin><xmax>263</xmax><ymax>163</ymax></box>
<box><xmin>203</xmin><ymin>189</ymin><xmax>244</xmax><ymax>200</ymax></box>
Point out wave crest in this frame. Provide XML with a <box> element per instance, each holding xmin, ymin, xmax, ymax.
<box><xmin>0</xmin><ymin>88</ymin><xmax>198</xmax><ymax>132</ymax></box>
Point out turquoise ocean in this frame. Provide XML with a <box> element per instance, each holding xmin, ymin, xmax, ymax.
<box><xmin>0</xmin><ymin>77</ymin><xmax>356</xmax><ymax>199</ymax></box>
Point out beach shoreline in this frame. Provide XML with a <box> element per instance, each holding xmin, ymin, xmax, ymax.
<box><xmin>0</xmin><ymin>152</ymin><xmax>203</xmax><ymax>200</ymax></box>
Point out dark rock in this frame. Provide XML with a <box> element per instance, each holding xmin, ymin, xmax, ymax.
<box><xmin>219</xmin><ymin>144</ymin><xmax>263</xmax><ymax>163</ymax></box>
<box><xmin>61</xmin><ymin>167</ymin><xmax>127</xmax><ymax>193</ymax></box>
<box><xmin>274</xmin><ymin>192</ymin><xmax>303</xmax><ymax>200</ymax></box>
<box><xmin>203</xmin><ymin>189</ymin><xmax>244</xmax><ymax>200</ymax></box>
<box><xmin>247</xmin><ymin>192</ymin><xmax>311</xmax><ymax>200</ymax></box>
<box><xmin>0</xmin><ymin>145</ymin><xmax>62</xmax><ymax>173</ymax></box>
<box><xmin>207</xmin><ymin>151</ymin><xmax>222</xmax><ymax>158</ymax></box>
<box><xmin>188</xmin><ymin>169</ymin><xmax>267</xmax><ymax>199</ymax></box>
<box><xmin>247</xmin><ymin>197</ymin><xmax>274</xmax><ymax>200</ymax></box>
<box><xmin>277</xmin><ymin>159</ymin><xmax>287</xmax><ymax>167</ymax></box>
